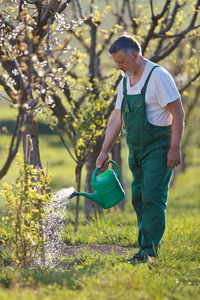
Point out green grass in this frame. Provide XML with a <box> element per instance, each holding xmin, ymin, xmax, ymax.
<box><xmin>0</xmin><ymin>104</ymin><xmax>200</xmax><ymax>299</ymax></box>
<box><xmin>0</xmin><ymin>224</ymin><xmax>200</xmax><ymax>300</ymax></box>
<box><xmin>0</xmin><ymin>161</ymin><xmax>200</xmax><ymax>299</ymax></box>
<box><xmin>1</xmin><ymin>95</ymin><xmax>200</xmax><ymax>299</ymax></box>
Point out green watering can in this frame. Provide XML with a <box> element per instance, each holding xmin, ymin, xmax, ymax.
<box><xmin>69</xmin><ymin>160</ymin><xmax>125</xmax><ymax>209</ymax></box>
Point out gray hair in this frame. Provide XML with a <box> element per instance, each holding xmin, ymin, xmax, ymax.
<box><xmin>108</xmin><ymin>33</ymin><xmax>142</xmax><ymax>56</ymax></box>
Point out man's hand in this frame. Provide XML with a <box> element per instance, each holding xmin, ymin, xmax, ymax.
<box><xmin>167</xmin><ymin>146</ymin><xmax>181</xmax><ymax>169</ymax></box>
<box><xmin>96</xmin><ymin>152</ymin><xmax>109</xmax><ymax>170</ymax></box>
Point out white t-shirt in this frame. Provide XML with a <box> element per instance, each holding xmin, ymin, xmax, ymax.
<box><xmin>115</xmin><ymin>60</ymin><xmax>180</xmax><ymax>126</ymax></box>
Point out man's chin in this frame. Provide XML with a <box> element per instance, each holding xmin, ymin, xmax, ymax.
<box><xmin>121</xmin><ymin>70</ymin><xmax>134</xmax><ymax>77</ymax></box>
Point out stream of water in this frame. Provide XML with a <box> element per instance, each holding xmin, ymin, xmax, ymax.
<box><xmin>37</xmin><ymin>187</ymin><xmax>75</xmax><ymax>267</ymax></box>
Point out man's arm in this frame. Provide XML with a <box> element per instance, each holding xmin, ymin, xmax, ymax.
<box><xmin>96</xmin><ymin>109</ymin><xmax>122</xmax><ymax>168</ymax></box>
<box><xmin>167</xmin><ymin>98</ymin><xmax>185</xmax><ymax>169</ymax></box>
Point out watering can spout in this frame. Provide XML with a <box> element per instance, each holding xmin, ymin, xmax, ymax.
<box><xmin>68</xmin><ymin>190</ymin><xmax>102</xmax><ymax>206</ymax></box>
<box><xmin>68</xmin><ymin>191</ymin><xmax>78</xmax><ymax>199</ymax></box>
<box><xmin>78</xmin><ymin>191</ymin><xmax>102</xmax><ymax>206</ymax></box>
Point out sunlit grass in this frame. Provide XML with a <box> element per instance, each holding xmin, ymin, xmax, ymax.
<box><xmin>1</xmin><ymin>102</ymin><xmax>200</xmax><ymax>299</ymax></box>
<box><xmin>167</xmin><ymin>165</ymin><xmax>200</xmax><ymax>215</ymax></box>
<box><xmin>0</xmin><ymin>213</ymin><xmax>200</xmax><ymax>300</ymax></box>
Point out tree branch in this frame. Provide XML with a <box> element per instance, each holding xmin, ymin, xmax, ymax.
<box><xmin>179</xmin><ymin>71</ymin><xmax>200</xmax><ymax>94</ymax></box>
<box><xmin>159</xmin><ymin>1</ymin><xmax>181</xmax><ymax>35</ymax></box>
<box><xmin>142</xmin><ymin>0</ymin><xmax>171</xmax><ymax>54</ymax></box>
<box><xmin>76</xmin><ymin>0</ymin><xmax>84</xmax><ymax>19</ymax></box>
<box><xmin>33</xmin><ymin>0</ymin><xmax>74</xmax><ymax>50</ymax></box>
<box><xmin>0</xmin><ymin>109</ymin><xmax>24</xmax><ymax>179</ymax></box>
<box><xmin>149</xmin><ymin>0</ymin><xmax>200</xmax><ymax>61</ymax></box>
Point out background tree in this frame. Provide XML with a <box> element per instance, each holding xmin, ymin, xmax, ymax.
<box><xmin>43</xmin><ymin>0</ymin><xmax>200</xmax><ymax>218</ymax></box>
<box><xmin>0</xmin><ymin>0</ymin><xmax>75</xmax><ymax>177</ymax></box>
<box><xmin>0</xmin><ymin>0</ymin><xmax>119</xmax><ymax>228</ymax></box>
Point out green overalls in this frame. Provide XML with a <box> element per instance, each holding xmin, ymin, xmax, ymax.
<box><xmin>121</xmin><ymin>66</ymin><xmax>172</xmax><ymax>256</ymax></box>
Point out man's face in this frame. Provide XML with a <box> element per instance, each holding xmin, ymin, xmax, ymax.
<box><xmin>112</xmin><ymin>51</ymin><xmax>137</xmax><ymax>77</ymax></box>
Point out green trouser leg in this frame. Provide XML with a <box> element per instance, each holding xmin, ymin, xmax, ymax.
<box><xmin>131</xmin><ymin>154</ymin><xmax>172</xmax><ymax>256</ymax></box>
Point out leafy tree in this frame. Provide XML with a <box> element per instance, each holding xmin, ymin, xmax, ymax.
<box><xmin>0</xmin><ymin>0</ymin><xmax>75</xmax><ymax>177</ymax></box>
<box><xmin>44</xmin><ymin>0</ymin><xmax>200</xmax><ymax>218</ymax></box>
<box><xmin>0</xmin><ymin>0</ymin><xmax>89</xmax><ymax>231</ymax></box>
<box><xmin>0</xmin><ymin>0</ymin><xmax>117</xmax><ymax>229</ymax></box>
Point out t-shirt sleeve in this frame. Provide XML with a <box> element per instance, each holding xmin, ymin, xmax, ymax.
<box><xmin>115</xmin><ymin>79</ymin><xmax>123</xmax><ymax>109</ymax></box>
<box><xmin>152</xmin><ymin>67</ymin><xmax>181</xmax><ymax>108</ymax></box>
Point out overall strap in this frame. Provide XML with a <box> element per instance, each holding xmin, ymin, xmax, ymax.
<box><xmin>121</xmin><ymin>77</ymin><xmax>128</xmax><ymax>137</ymax></box>
<box><xmin>123</xmin><ymin>77</ymin><xmax>127</xmax><ymax>96</ymax></box>
<box><xmin>141</xmin><ymin>65</ymin><xmax>159</xmax><ymax>96</ymax></box>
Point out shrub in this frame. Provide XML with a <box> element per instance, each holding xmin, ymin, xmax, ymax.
<box><xmin>0</xmin><ymin>154</ymin><xmax>52</xmax><ymax>268</ymax></box>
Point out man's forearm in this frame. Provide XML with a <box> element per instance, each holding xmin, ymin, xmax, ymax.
<box><xmin>96</xmin><ymin>109</ymin><xmax>122</xmax><ymax>168</ymax></box>
<box><xmin>170</xmin><ymin>115</ymin><xmax>184</xmax><ymax>149</ymax></box>
<box><xmin>167</xmin><ymin>98</ymin><xmax>185</xmax><ymax>167</ymax></box>
<box><xmin>101</xmin><ymin>117</ymin><xmax>121</xmax><ymax>154</ymax></box>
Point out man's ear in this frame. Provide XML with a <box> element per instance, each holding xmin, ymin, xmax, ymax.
<box><xmin>132</xmin><ymin>51</ymin><xmax>139</xmax><ymax>61</ymax></box>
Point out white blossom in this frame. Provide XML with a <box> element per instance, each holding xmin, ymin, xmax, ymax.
<box><xmin>46</xmin><ymin>95</ymin><xmax>54</xmax><ymax>105</ymax></box>
<box><xmin>38</xmin><ymin>70</ymin><xmax>44</xmax><ymax>77</ymax></box>
<box><xmin>8</xmin><ymin>77</ymin><xmax>16</xmax><ymax>85</ymax></box>
<box><xmin>23</xmin><ymin>103</ymin><xmax>29</xmax><ymax>110</ymax></box>
<box><xmin>32</xmin><ymin>55</ymin><xmax>37</xmax><ymax>62</ymax></box>
<box><xmin>12</xmin><ymin>69</ymin><xmax>19</xmax><ymax>76</ymax></box>
<box><xmin>0</xmin><ymin>92</ymin><xmax>5</xmax><ymax>99</ymax></box>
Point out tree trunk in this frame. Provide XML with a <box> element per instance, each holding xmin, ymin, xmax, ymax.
<box><xmin>84</xmin><ymin>144</ymin><xmax>103</xmax><ymax>221</ymax></box>
<box><xmin>22</xmin><ymin>116</ymin><xmax>42</xmax><ymax>169</ymax></box>
<box><xmin>22</xmin><ymin>116</ymin><xmax>45</xmax><ymax>266</ymax></box>
<box><xmin>111</xmin><ymin>141</ymin><xmax>126</xmax><ymax>211</ymax></box>
<box><xmin>74</xmin><ymin>164</ymin><xmax>83</xmax><ymax>232</ymax></box>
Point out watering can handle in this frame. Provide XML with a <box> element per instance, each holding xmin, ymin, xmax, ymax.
<box><xmin>92</xmin><ymin>159</ymin><xmax>121</xmax><ymax>183</ymax></box>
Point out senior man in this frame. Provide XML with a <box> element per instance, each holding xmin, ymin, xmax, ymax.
<box><xmin>96</xmin><ymin>33</ymin><xmax>184</xmax><ymax>263</ymax></box>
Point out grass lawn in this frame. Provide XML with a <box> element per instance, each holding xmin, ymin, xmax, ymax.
<box><xmin>0</xmin><ymin>144</ymin><xmax>200</xmax><ymax>299</ymax></box>
<box><xmin>0</xmin><ymin>103</ymin><xmax>200</xmax><ymax>299</ymax></box>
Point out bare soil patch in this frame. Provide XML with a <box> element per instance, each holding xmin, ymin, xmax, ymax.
<box><xmin>62</xmin><ymin>244</ymin><xmax>133</xmax><ymax>257</ymax></box>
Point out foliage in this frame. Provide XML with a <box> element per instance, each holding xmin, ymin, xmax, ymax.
<box><xmin>35</xmin><ymin>0</ymin><xmax>200</xmax><ymax>198</ymax></box>
<box><xmin>0</xmin><ymin>154</ymin><xmax>52</xmax><ymax>268</ymax></box>
<box><xmin>41</xmin><ymin>0</ymin><xmax>200</xmax><ymax>162</ymax></box>
<box><xmin>1</xmin><ymin>0</ymin><xmax>199</xmax><ymax>174</ymax></box>
<box><xmin>0</xmin><ymin>0</ymin><xmax>118</xmax><ymax>174</ymax></box>
<box><xmin>0</xmin><ymin>0</ymin><xmax>79</xmax><ymax>177</ymax></box>
<box><xmin>0</xmin><ymin>0</ymin><xmax>122</xmax><ymax>222</ymax></box>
